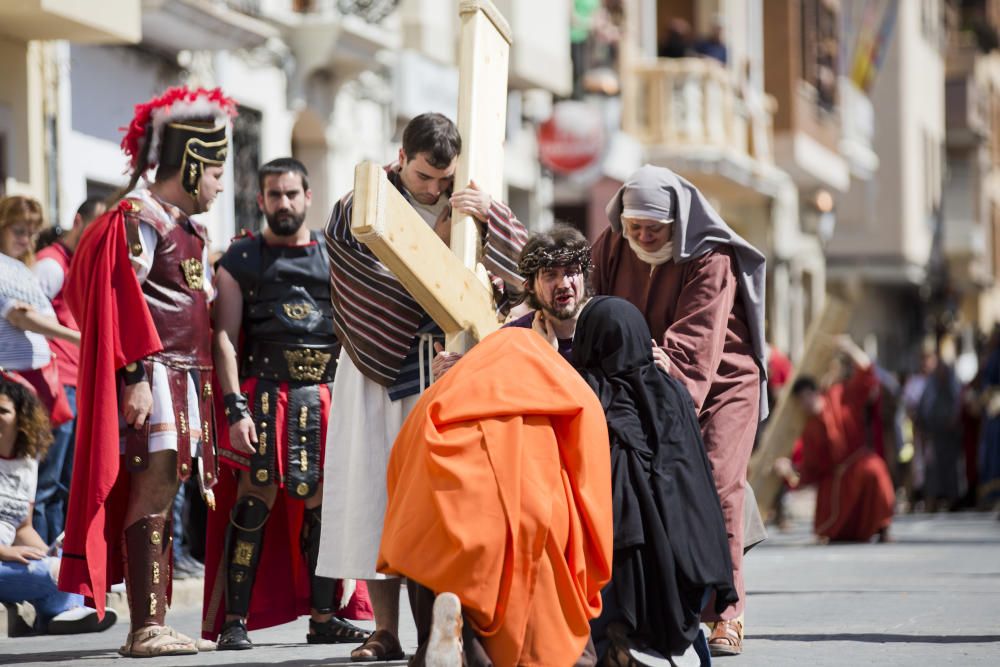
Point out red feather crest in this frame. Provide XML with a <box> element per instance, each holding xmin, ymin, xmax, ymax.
<box><xmin>120</xmin><ymin>86</ymin><xmax>238</xmax><ymax>172</ymax></box>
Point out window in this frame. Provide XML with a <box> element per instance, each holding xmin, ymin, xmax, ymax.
<box><xmin>800</xmin><ymin>0</ymin><xmax>840</xmax><ymax>113</ymax></box>
<box><xmin>233</xmin><ymin>105</ymin><xmax>263</xmax><ymax>234</ymax></box>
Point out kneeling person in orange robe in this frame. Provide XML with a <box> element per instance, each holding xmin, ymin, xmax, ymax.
<box><xmin>776</xmin><ymin>336</ymin><xmax>895</xmax><ymax>543</ymax></box>
<box><xmin>377</xmin><ymin>328</ymin><xmax>613</xmax><ymax>666</ymax></box>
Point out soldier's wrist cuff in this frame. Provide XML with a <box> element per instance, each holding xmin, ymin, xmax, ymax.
<box><xmin>121</xmin><ymin>361</ymin><xmax>146</xmax><ymax>386</ymax></box>
<box><xmin>223</xmin><ymin>392</ymin><xmax>250</xmax><ymax>426</ymax></box>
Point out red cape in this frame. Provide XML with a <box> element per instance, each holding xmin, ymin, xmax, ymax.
<box><xmin>201</xmin><ymin>378</ymin><xmax>372</xmax><ymax>639</ymax></box>
<box><xmin>57</xmin><ymin>200</ymin><xmax>162</xmax><ymax>615</ymax></box>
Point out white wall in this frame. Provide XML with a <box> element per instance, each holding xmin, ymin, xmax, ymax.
<box><xmin>899</xmin><ymin>0</ymin><xmax>944</xmax><ymax>265</ymax></box>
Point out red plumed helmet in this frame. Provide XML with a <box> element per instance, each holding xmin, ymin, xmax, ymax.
<box><xmin>121</xmin><ymin>86</ymin><xmax>237</xmax><ymax>173</ymax></box>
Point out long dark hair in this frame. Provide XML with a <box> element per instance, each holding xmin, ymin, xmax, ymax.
<box><xmin>0</xmin><ymin>376</ymin><xmax>53</xmax><ymax>460</ymax></box>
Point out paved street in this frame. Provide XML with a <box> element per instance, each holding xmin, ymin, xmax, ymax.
<box><xmin>3</xmin><ymin>509</ymin><xmax>999</xmax><ymax>666</ymax></box>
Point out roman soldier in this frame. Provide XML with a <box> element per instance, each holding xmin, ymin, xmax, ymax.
<box><xmin>201</xmin><ymin>158</ymin><xmax>372</xmax><ymax>649</ymax></box>
<box><xmin>59</xmin><ymin>86</ymin><xmax>234</xmax><ymax>657</ymax></box>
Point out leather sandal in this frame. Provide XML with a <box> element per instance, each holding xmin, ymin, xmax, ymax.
<box><xmin>307</xmin><ymin>616</ymin><xmax>372</xmax><ymax>644</ymax></box>
<box><xmin>350</xmin><ymin>628</ymin><xmax>405</xmax><ymax>662</ymax></box>
<box><xmin>708</xmin><ymin>619</ymin><xmax>744</xmax><ymax>656</ymax></box>
<box><xmin>118</xmin><ymin>625</ymin><xmax>198</xmax><ymax>657</ymax></box>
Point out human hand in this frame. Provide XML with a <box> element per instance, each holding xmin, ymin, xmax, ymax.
<box><xmin>229</xmin><ymin>417</ymin><xmax>258</xmax><ymax>455</ymax></box>
<box><xmin>431</xmin><ymin>342</ymin><xmax>463</xmax><ymax>379</ymax></box>
<box><xmin>651</xmin><ymin>340</ymin><xmax>670</xmax><ymax>373</ymax></box>
<box><xmin>0</xmin><ymin>544</ymin><xmax>46</xmax><ymax>564</ymax></box>
<box><xmin>773</xmin><ymin>457</ymin><xmax>794</xmax><ymax>478</ymax></box>
<box><xmin>532</xmin><ymin>311</ymin><xmax>558</xmax><ymax>350</ymax></box>
<box><xmin>122</xmin><ymin>380</ymin><xmax>153</xmax><ymax>429</ymax></box>
<box><xmin>450</xmin><ymin>180</ymin><xmax>492</xmax><ymax>222</ymax></box>
<box><xmin>434</xmin><ymin>213</ymin><xmax>451</xmax><ymax>245</ymax></box>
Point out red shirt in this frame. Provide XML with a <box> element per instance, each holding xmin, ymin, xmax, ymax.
<box><xmin>35</xmin><ymin>242</ymin><xmax>80</xmax><ymax>386</ymax></box>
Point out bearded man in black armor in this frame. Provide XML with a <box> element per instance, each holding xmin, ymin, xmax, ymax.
<box><xmin>202</xmin><ymin>158</ymin><xmax>372</xmax><ymax>649</ymax></box>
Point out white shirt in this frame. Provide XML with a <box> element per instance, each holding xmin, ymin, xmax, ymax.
<box><xmin>0</xmin><ymin>455</ymin><xmax>38</xmax><ymax>546</ymax></box>
<box><xmin>0</xmin><ymin>254</ymin><xmax>54</xmax><ymax>370</ymax></box>
<box><xmin>404</xmin><ymin>189</ymin><xmax>449</xmax><ymax>228</ymax></box>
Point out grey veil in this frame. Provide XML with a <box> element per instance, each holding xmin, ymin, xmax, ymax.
<box><xmin>606</xmin><ymin>164</ymin><xmax>769</xmax><ymax>420</ymax></box>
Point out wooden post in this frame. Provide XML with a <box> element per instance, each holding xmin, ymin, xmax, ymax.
<box><xmin>452</xmin><ymin>2</ymin><xmax>511</xmax><ymax>276</ymax></box>
<box><xmin>747</xmin><ymin>296</ymin><xmax>852</xmax><ymax>515</ymax></box>
<box><xmin>448</xmin><ymin>1</ymin><xmax>511</xmax><ymax>352</ymax></box>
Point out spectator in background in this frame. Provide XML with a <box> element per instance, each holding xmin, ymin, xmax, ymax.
<box><xmin>659</xmin><ymin>18</ymin><xmax>693</xmax><ymax>59</ymax></box>
<box><xmin>902</xmin><ymin>349</ymin><xmax>937</xmax><ymax>508</ymax></box>
<box><xmin>694</xmin><ymin>18</ymin><xmax>728</xmax><ymax>64</ymax></box>
<box><xmin>916</xmin><ymin>359</ymin><xmax>964</xmax><ymax>512</ymax></box>
<box><xmin>979</xmin><ymin>327</ymin><xmax>1000</xmax><ymax>510</ymax></box>
<box><xmin>30</xmin><ymin>197</ymin><xmax>106</xmax><ymax>544</ymax></box>
<box><xmin>0</xmin><ymin>374</ymin><xmax>117</xmax><ymax>635</ymax></box>
<box><xmin>0</xmin><ymin>196</ymin><xmax>76</xmax><ymax>429</ymax></box>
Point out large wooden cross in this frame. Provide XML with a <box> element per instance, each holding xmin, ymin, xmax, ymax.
<box><xmin>747</xmin><ymin>296</ymin><xmax>851</xmax><ymax>515</ymax></box>
<box><xmin>350</xmin><ymin>0</ymin><xmax>512</xmax><ymax>353</ymax></box>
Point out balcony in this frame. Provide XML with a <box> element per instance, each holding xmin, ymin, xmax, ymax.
<box><xmin>0</xmin><ymin>0</ymin><xmax>140</xmax><ymax>44</ymax></box>
<box><xmin>623</xmin><ymin>57</ymin><xmax>780</xmax><ymax>202</ymax></box>
<box><xmin>945</xmin><ymin>36</ymin><xmax>990</xmax><ymax>150</ymax></box>
<box><xmin>140</xmin><ymin>0</ymin><xmax>278</xmax><ymax>53</ymax></box>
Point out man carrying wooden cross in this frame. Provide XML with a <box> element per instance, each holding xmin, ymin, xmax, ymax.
<box><xmin>317</xmin><ymin>112</ymin><xmax>528</xmax><ymax>662</ymax></box>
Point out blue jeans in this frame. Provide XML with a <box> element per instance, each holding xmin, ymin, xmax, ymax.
<box><xmin>34</xmin><ymin>385</ymin><xmax>77</xmax><ymax>545</ymax></box>
<box><xmin>0</xmin><ymin>556</ymin><xmax>83</xmax><ymax>625</ymax></box>
<box><xmin>172</xmin><ymin>483</ymin><xmax>185</xmax><ymax>549</ymax></box>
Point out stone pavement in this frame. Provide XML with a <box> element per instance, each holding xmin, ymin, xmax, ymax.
<box><xmin>3</xmin><ymin>509</ymin><xmax>998</xmax><ymax>666</ymax></box>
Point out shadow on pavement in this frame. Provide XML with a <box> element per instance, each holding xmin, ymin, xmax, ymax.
<box><xmin>752</xmin><ymin>633</ymin><xmax>1000</xmax><ymax>644</ymax></box>
<box><xmin>0</xmin><ymin>648</ymin><xmax>409</xmax><ymax>666</ymax></box>
<box><xmin>749</xmin><ymin>590</ymin><xmax>926</xmax><ymax>596</ymax></box>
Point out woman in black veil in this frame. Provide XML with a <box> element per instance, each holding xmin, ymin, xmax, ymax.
<box><xmin>574</xmin><ymin>297</ymin><xmax>737</xmax><ymax>666</ymax></box>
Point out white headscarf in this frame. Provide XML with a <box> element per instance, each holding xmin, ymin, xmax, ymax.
<box><xmin>622</xmin><ymin>217</ymin><xmax>674</xmax><ymax>266</ymax></box>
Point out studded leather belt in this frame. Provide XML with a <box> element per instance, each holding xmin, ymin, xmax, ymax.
<box><xmin>242</xmin><ymin>341</ymin><xmax>337</xmax><ymax>384</ymax></box>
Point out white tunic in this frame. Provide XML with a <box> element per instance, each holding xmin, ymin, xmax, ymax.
<box><xmin>316</xmin><ymin>350</ymin><xmax>421</xmax><ymax>580</ymax></box>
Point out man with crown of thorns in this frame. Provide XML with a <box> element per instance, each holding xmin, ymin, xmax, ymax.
<box><xmin>58</xmin><ymin>86</ymin><xmax>233</xmax><ymax>657</ymax></box>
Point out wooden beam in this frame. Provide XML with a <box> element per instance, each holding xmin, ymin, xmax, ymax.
<box><xmin>351</xmin><ymin>162</ymin><xmax>500</xmax><ymax>344</ymax></box>
<box><xmin>452</xmin><ymin>0</ymin><xmax>511</xmax><ymax>270</ymax></box>
<box><xmin>748</xmin><ymin>296</ymin><xmax>852</xmax><ymax>515</ymax></box>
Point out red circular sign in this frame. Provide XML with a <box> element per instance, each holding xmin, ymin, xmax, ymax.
<box><xmin>537</xmin><ymin>102</ymin><xmax>605</xmax><ymax>174</ymax></box>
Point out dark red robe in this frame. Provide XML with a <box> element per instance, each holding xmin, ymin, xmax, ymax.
<box><xmin>57</xmin><ymin>200</ymin><xmax>163</xmax><ymax>615</ymax></box>
<box><xmin>201</xmin><ymin>377</ymin><xmax>372</xmax><ymax>639</ymax></box>
<box><xmin>798</xmin><ymin>366</ymin><xmax>895</xmax><ymax>542</ymax></box>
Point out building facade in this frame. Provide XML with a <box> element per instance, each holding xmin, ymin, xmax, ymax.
<box><xmin>18</xmin><ymin>0</ymin><xmax>570</xmax><ymax>246</ymax></box>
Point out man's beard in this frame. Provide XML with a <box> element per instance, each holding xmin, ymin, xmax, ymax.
<box><xmin>542</xmin><ymin>289</ymin><xmax>583</xmax><ymax>321</ymax></box>
<box><xmin>266</xmin><ymin>209</ymin><xmax>306</xmax><ymax>236</ymax></box>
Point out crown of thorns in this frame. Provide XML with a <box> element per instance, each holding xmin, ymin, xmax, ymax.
<box><xmin>518</xmin><ymin>245</ymin><xmax>591</xmax><ymax>277</ymax></box>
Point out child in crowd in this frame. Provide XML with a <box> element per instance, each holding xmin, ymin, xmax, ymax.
<box><xmin>0</xmin><ymin>374</ymin><xmax>116</xmax><ymax>635</ymax></box>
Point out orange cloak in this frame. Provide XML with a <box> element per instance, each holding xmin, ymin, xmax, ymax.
<box><xmin>377</xmin><ymin>328</ymin><xmax>613</xmax><ymax>666</ymax></box>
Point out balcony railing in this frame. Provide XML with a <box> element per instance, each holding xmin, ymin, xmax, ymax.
<box><xmin>623</xmin><ymin>57</ymin><xmax>774</xmax><ymax>165</ymax></box>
